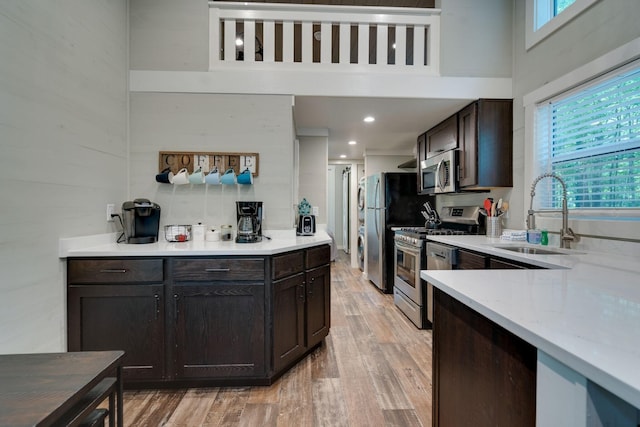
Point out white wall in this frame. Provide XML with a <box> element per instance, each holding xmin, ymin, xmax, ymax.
<box><xmin>298</xmin><ymin>136</ymin><xmax>329</xmax><ymax>225</ymax></box>
<box><xmin>0</xmin><ymin>1</ymin><xmax>129</xmax><ymax>353</ymax></box>
<box><xmin>129</xmin><ymin>0</ymin><xmax>298</xmax><ymax>231</ymax></box>
<box><xmin>437</xmin><ymin>0</ymin><xmax>512</xmax><ymax>77</ymax></box>
<box><xmin>130</xmin><ymin>0</ymin><xmax>209</xmax><ymax>71</ymax></box>
<box><xmin>364</xmin><ymin>154</ymin><xmax>414</xmax><ymax>177</ymax></box>
<box><xmin>129</xmin><ymin>93</ymin><xmax>296</xmax><ymax>230</ymax></box>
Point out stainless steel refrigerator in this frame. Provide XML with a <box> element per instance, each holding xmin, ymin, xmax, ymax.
<box><xmin>365</xmin><ymin>172</ymin><xmax>434</xmax><ymax>293</ymax></box>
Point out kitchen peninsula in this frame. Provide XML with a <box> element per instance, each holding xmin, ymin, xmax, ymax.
<box><xmin>422</xmin><ymin>236</ymin><xmax>640</xmax><ymax>426</ymax></box>
<box><xmin>60</xmin><ymin>230</ymin><xmax>332</xmax><ymax>388</ymax></box>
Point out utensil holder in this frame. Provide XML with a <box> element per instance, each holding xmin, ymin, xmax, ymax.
<box><xmin>486</xmin><ymin>217</ymin><xmax>502</xmax><ymax>238</ymax></box>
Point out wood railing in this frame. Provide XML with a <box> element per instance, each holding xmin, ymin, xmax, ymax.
<box><xmin>208</xmin><ymin>2</ymin><xmax>440</xmax><ymax>74</ymax></box>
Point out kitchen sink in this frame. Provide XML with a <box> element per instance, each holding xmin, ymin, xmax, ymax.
<box><xmin>493</xmin><ymin>245</ymin><xmax>576</xmax><ymax>255</ymax></box>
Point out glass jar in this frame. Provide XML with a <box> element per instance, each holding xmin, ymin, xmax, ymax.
<box><xmin>221</xmin><ymin>225</ymin><xmax>234</xmax><ymax>241</ymax></box>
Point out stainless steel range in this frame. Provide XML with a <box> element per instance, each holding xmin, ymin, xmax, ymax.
<box><xmin>393</xmin><ymin>205</ymin><xmax>482</xmax><ymax>329</ymax></box>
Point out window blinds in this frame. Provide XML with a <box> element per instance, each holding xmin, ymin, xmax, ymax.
<box><xmin>535</xmin><ymin>65</ymin><xmax>640</xmax><ymax>209</ymax></box>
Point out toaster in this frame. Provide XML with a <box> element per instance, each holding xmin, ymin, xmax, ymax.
<box><xmin>296</xmin><ymin>215</ymin><xmax>316</xmax><ymax>236</ymax></box>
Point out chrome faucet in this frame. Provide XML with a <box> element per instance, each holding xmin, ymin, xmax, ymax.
<box><xmin>527</xmin><ymin>173</ymin><xmax>579</xmax><ymax>249</ymax></box>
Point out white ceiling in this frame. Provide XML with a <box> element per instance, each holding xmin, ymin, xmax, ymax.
<box><xmin>293</xmin><ymin>96</ymin><xmax>474</xmax><ymax>161</ymax></box>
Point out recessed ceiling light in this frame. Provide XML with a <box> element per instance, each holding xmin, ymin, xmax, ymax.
<box><xmin>363</xmin><ymin>116</ymin><xmax>375</xmax><ymax>123</ymax></box>
<box><xmin>348</xmin><ymin>140</ymin><xmax>357</xmax><ymax>145</ymax></box>
<box><xmin>235</xmin><ymin>38</ymin><xmax>243</xmax><ymax>46</ymax></box>
<box><xmin>340</xmin><ymin>154</ymin><xmax>347</xmax><ymax>158</ymax></box>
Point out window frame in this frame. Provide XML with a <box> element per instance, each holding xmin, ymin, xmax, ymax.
<box><xmin>535</xmin><ymin>64</ymin><xmax>640</xmax><ymax>210</ymax></box>
<box><xmin>525</xmin><ymin>0</ymin><xmax>600</xmax><ymax>50</ymax></box>
<box><xmin>523</xmin><ymin>37</ymin><xmax>640</xmax><ymax>236</ymax></box>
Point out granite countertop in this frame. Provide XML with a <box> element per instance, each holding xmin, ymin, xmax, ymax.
<box><xmin>59</xmin><ymin>229</ymin><xmax>332</xmax><ymax>257</ymax></box>
<box><xmin>421</xmin><ymin>235</ymin><xmax>640</xmax><ymax>408</ymax></box>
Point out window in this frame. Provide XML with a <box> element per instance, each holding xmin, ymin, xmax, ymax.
<box><xmin>534</xmin><ymin>62</ymin><xmax>640</xmax><ymax>210</ymax></box>
<box><xmin>526</xmin><ymin>0</ymin><xmax>599</xmax><ymax>49</ymax></box>
<box><xmin>534</xmin><ymin>0</ymin><xmax>577</xmax><ymax>31</ymax></box>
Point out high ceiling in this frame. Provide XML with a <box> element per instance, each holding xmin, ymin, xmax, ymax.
<box><xmin>293</xmin><ymin>96</ymin><xmax>472</xmax><ymax>161</ymax></box>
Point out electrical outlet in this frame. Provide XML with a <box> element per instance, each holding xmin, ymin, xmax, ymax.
<box><xmin>312</xmin><ymin>206</ymin><xmax>319</xmax><ymax>216</ymax></box>
<box><xmin>106</xmin><ymin>204</ymin><xmax>115</xmax><ymax>222</ymax></box>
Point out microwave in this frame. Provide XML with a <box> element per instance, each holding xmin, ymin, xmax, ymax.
<box><xmin>420</xmin><ymin>149</ymin><xmax>458</xmax><ymax>194</ymax></box>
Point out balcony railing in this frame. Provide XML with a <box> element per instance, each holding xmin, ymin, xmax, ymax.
<box><xmin>208</xmin><ymin>1</ymin><xmax>440</xmax><ymax>75</ymax></box>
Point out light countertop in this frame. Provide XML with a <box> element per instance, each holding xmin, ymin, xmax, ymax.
<box><xmin>59</xmin><ymin>229</ymin><xmax>332</xmax><ymax>258</ymax></box>
<box><xmin>421</xmin><ymin>235</ymin><xmax>640</xmax><ymax>409</ymax></box>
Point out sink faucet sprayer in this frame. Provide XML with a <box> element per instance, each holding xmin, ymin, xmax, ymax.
<box><xmin>527</xmin><ymin>172</ymin><xmax>579</xmax><ymax>249</ymax></box>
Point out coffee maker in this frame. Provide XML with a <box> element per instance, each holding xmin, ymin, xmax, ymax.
<box><xmin>236</xmin><ymin>201</ymin><xmax>263</xmax><ymax>243</ymax></box>
<box><xmin>122</xmin><ymin>199</ymin><xmax>161</xmax><ymax>244</ymax></box>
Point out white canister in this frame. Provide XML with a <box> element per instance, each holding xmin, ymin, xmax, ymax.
<box><xmin>206</xmin><ymin>229</ymin><xmax>220</xmax><ymax>242</ymax></box>
<box><xmin>192</xmin><ymin>223</ymin><xmax>206</xmax><ymax>241</ymax></box>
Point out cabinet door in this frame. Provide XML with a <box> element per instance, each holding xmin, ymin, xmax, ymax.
<box><xmin>458</xmin><ymin>102</ymin><xmax>478</xmax><ymax>188</ymax></box>
<box><xmin>172</xmin><ymin>282</ymin><xmax>265</xmax><ymax>379</ymax></box>
<box><xmin>273</xmin><ymin>273</ymin><xmax>305</xmax><ymax>373</ymax></box>
<box><xmin>433</xmin><ymin>289</ymin><xmax>536</xmax><ymax>427</ymax></box>
<box><xmin>426</xmin><ymin>114</ymin><xmax>458</xmax><ymax>157</ymax></box>
<box><xmin>417</xmin><ymin>133</ymin><xmax>427</xmax><ymax>163</ymax></box>
<box><xmin>68</xmin><ymin>284</ymin><xmax>164</xmax><ymax>381</ymax></box>
<box><xmin>305</xmin><ymin>264</ymin><xmax>331</xmax><ymax>348</ymax></box>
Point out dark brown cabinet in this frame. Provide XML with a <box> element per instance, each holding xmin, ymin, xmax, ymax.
<box><xmin>305</xmin><ymin>263</ymin><xmax>331</xmax><ymax>348</ymax></box>
<box><xmin>425</xmin><ymin>114</ymin><xmax>458</xmax><ymax>157</ymax></box>
<box><xmin>457</xmin><ymin>248</ymin><xmax>488</xmax><ymax>269</ymax></box>
<box><xmin>489</xmin><ymin>257</ymin><xmax>527</xmax><ymax>269</ymax></box>
<box><xmin>67</xmin><ymin>246</ymin><xmax>331</xmax><ymax>387</ymax></box>
<box><xmin>433</xmin><ymin>288</ymin><xmax>536</xmax><ymax>427</ymax></box>
<box><xmin>67</xmin><ymin>259</ymin><xmax>165</xmax><ymax>381</ymax></box>
<box><xmin>272</xmin><ymin>245</ymin><xmax>331</xmax><ymax>374</ymax></box>
<box><xmin>272</xmin><ymin>272</ymin><xmax>306</xmax><ymax>372</ymax></box>
<box><xmin>416</xmin><ymin>99</ymin><xmax>513</xmax><ymax>193</ymax></box>
<box><xmin>171</xmin><ymin>257</ymin><xmax>266</xmax><ymax>380</ymax></box>
<box><xmin>458</xmin><ymin>99</ymin><xmax>513</xmax><ymax>189</ymax></box>
<box><xmin>457</xmin><ymin>248</ymin><xmax>543</xmax><ymax>270</ymax></box>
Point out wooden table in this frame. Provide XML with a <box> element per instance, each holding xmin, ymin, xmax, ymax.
<box><xmin>0</xmin><ymin>350</ymin><xmax>124</xmax><ymax>427</ymax></box>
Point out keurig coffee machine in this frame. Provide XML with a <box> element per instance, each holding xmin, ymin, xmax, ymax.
<box><xmin>236</xmin><ymin>201</ymin><xmax>263</xmax><ymax>243</ymax></box>
<box><xmin>122</xmin><ymin>198</ymin><xmax>161</xmax><ymax>244</ymax></box>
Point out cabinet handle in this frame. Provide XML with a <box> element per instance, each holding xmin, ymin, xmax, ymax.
<box><xmin>173</xmin><ymin>294</ymin><xmax>179</xmax><ymax>316</ymax></box>
<box><xmin>308</xmin><ymin>277</ymin><xmax>315</xmax><ymax>296</ymax></box>
<box><xmin>204</xmin><ymin>268</ymin><xmax>230</xmax><ymax>272</ymax></box>
<box><xmin>99</xmin><ymin>269</ymin><xmax>127</xmax><ymax>273</ymax></box>
<box><xmin>154</xmin><ymin>294</ymin><xmax>160</xmax><ymax>320</ymax></box>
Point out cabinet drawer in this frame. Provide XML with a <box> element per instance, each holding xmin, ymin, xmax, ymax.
<box><xmin>458</xmin><ymin>250</ymin><xmax>488</xmax><ymax>270</ymax></box>
<box><xmin>68</xmin><ymin>259</ymin><xmax>163</xmax><ymax>284</ymax></box>
<box><xmin>306</xmin><ymin>245</ymin><xmax>331</xmax><ymax>269</ymax></box>
<box><xmin>172</xmin><ymin>258</ymin><xmax>265</xmax><ymax>281</ymax></box>
<box><xmin>272</xmin><ymin>251</ymin><xmax>304</xmax><ymax>280</ymax></box>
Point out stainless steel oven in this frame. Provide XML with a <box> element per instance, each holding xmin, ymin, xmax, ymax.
<box><xmin>393</xmin><ymin>205</ymin><xmax>482</xmax><ymax>329</ymax></box>
<box><xmin>393</xmin><ymin>239</ymin><xmax>424</xmax><ymax>328</ymax></box>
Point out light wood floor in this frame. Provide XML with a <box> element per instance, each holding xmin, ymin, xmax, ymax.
<box><xmin>120</xmin><ymin>251</ymin><xmax>434</xmax><ymax>426</ymax></box>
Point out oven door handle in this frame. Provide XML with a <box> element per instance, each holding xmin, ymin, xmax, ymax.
<box><xmin>394</xmin><ymin>240</ymin><xmax>422</xmax><ymax>256</ymax></box>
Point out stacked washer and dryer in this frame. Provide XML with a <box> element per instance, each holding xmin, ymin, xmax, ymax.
<box><xmin>357</xmin><ymin>177</ymin><xmax>365</xmax><ymax>271</ymax></box>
